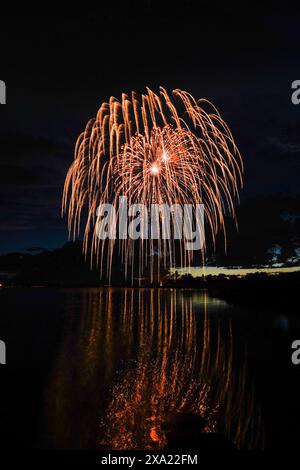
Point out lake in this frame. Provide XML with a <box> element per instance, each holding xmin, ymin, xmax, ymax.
<box><xmin>0</xmin><ymin>287</ymin><xmax>299</xmax><ymax>450</ymax></box>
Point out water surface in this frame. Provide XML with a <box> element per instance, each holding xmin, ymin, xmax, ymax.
<box><xmin>2</xmin><ymin>286</ymin><xmax>299</xmax><ymax>450</ymax></box>
<box><xmin>45</xmin><ymin>288</ymin><xmax>262</xmax><ymax>449</ymax></box>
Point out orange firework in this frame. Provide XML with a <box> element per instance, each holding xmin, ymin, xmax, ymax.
<box><xmin>62</xmin><ymin>87</ymin><xmax>243</xmax><ymax>282</ymax></box>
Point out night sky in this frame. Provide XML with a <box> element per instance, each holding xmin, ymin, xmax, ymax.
<box><xmin>1</xmin><ymin>2</ymin><xmax>300</xmax><ymax>253</ymax></box>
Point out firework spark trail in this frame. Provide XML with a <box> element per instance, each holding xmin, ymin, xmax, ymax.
<box><xmin>63</xmin><ymin>88</ymin><xmax>243</xmax><ymax>282</ymax></box>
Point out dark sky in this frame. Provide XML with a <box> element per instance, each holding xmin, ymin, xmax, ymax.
<box><xmin>0</xmin><ymin>2</ymin><xmax>300</xmax><ymax>253</ymax></box>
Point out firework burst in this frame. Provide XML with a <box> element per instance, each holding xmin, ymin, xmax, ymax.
<box><xmin>63</xmin><ymin>87</ymin><xmax>243</xmax><ymax>282</ymax></box>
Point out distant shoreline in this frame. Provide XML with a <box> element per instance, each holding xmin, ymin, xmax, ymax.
<box><xmin>172</xmin><ymin>265</ymin><xmax>300</xmax><ymax>277</ymax></box>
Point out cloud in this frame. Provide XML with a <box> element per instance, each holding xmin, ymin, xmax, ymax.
<box><xmin>0</xmin><ymin>132</ymin><xmax>69</xmax><ymax>186</ymax></box>
<box><xmin>265</xmin><ymin>136</ymin><xmax>300</xmax><ymax>154</ymax></box>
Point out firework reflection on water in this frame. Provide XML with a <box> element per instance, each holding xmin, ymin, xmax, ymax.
<box><xmin>46</xmin><ymin>289</ymin><xmax>263</xmax><ymax>449</ymax></box>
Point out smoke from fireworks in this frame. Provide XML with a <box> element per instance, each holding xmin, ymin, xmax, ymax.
<box><xmin>63</xmin><ymin>87</ymin><xmax>243</xmax><ymax>281</ymax></box>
